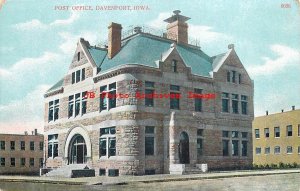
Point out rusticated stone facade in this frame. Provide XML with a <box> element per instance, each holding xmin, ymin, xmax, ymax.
<box><xmin>44</xmin><ymin>11</ymin><xmax>253</xmax><ymax>176</ymax></box>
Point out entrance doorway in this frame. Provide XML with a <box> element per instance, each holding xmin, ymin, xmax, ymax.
<box><xmin>69</xmin><ymin>134</ymin><xmax>87</xmax><ymax>164</ymax></box>
<box><xmin>179</xmin><ymin>131</ymin><xmax>189</xmax><ymax>164</ymax></box>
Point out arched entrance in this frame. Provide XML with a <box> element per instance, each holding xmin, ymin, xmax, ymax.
<box><xmin>69</xmin><ymin>134</ymin><xmax>87</xmax><ymax>164</ymax></box>
<box><xmin>179</xmin><ymin>131</ymin><xmax>189</xmax><ymax>164</ymax></box>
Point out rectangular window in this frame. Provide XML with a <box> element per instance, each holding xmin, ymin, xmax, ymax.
<box><xmin>227</xmin><ymin>71</ymin><xmax>230</xmax><ymax>82</ymax></box>
<box><xmin>108</xmin><ymin>83</ymin><xmax>116</xmax><ymax>109</ymax></box>
<box><xmin>222</xmin><ymin>93</ymin><xmax>229</xmax><ymax>112</ymax></box>
<box><xmin>170</xmin><ymin>85</ymin><xmax>180</xmax><ymax>91</ymax></box>
<box><xmin>99</xmin><ymin>127</ymin><xmax>116</xmax><ymax>157</ymax></box>
<box><xmin>170</xmin><ymin>93</ymin><xmax>180</xmax><ymax>110</ymax></box>
<box><xmin>274</xmin><ymin>146</ymin><xmax>280</xmax><ymax>154</ymax></box>
<box><xmin>255</xmin><ymin>147</ymin><xmax>261</xmax><ymax>155</ymax></box>
<box><xmin>54</xmin><ymin>99</ymin><xmax>59</xmax><ymax>120</ymax></box>
<box><xmin>81</xmin><ymin>68</ymin><xmax>85</xmax><ymax>81</ymax></box>
<box><xmin>29</xmin><ymin>158</ymin><xmax>34</xmax><ymax>167</ymax></box>
<box><xmin>232</xmin><ymin>140</ymin><xmax>239</xmax><ymax>156</ymax></box>
<box><xmin>287</xmin><ymin>146</ymin><xmax>292</xmax><ymax>154</ymax></box>
<box><xmin>145</xmin><ymin>81</ymin><xmax>155</xmax><ymax>88</ymax></box>
<box><xmin>10</xmin><ymin>158</ymin><xmax>15</xmax><ymax>167</ymax></box>
<box><xmin>72</xmin><ymin>72</ymin><xmax>75</xmax><ymax>84</ymax></box>
<box><xmin>48</xmin><ymin>134</ymin><xmax>58</xmax><ymax>158</ymax></box>
<box><xmin>232</xmin><ymin>71</ymin><xmax>236</xmax><ymax>83</ymax></box>
<box><xmin>145</xmin><ymin>169</ymin><xmax>156</xmax><ymax>175</ymax></box>
<box><xmin>222</xmin><ymin>131</ymin><xmax>229</xmax><ymax>138</ymax></box>
<box><xmin>265</xmin><ymin>147</ymin><xmax>270</xmax><ymax>154</ymax></box>
<box><xmin>20</xmin><ymin>158</ymin><xmax>26</xmax><ymax>167</ymax></box>
<box><xmin>48</xmin><ymin>101</ymin><xmax>54</xmax><ymax>122</ymax></box>
<box><xmin>241</xmin><ymin>95</ymin><xmax>248</xmax><ymax>115</ymax></box>
<box><xmin>75</xmin><ymin>93</ymin><xmax>80</xmax><ymax>117</ymax></box>
<box><xmin>39</xmin><ymin>142</ymin><xmax>44</xmax><ymax>151</ymax></box>
<box><xmin>286</xmin><ymin>125</ymin><xmax>292</xmax><ymax>137</ymax></box>
<box><xmin>264</xmin><ymin>128</ymin><xmax>270</xmax><ymax>138</ymax></box>
<box><xmin>171</xmin><ymin>60</ymin><xmax>177</xmax><ymax>73</ymax></box>
<box><xmin>238</xmin><ymin>74</ymin><xmax>242</xmax><ymax>84</ymax></box>
<box><xmin>222</xmin><ymin>140</ymin><xmax>229</xmax><ymax>156</ymax></box>
<box><xmin>194</xmin><ymin>88</ymin><xmax>202</xmax><ymax>112</ymax></box>
<box><xmin>10</xmin><ymin>141</ymin><xmax>15</xmax><ymax>150</ymax></box>
<box><xmin>241</xmin><ymin>132</ymin><xmax>248</xmax><ymax>138</ymax></box>
<box><xmin>100</xmin><ymin>85</ymin><xmax>108</xmax><ymax>111</ymax></box>
<box><xmin>274</xmin><ymin>127</ymin><xmax>280</xmax><ymax>137</ymax></box>
<box><xmin>108</xmin><ymin>169</ymin><xmax>119</xmax><ymax>177</ymax></box>
<box><xmin>30</xmin><ymin>141</ymin><xmax>34</xmax><ymax>151</ymax></box>
<box><xmin>68</xmin><ymin>95</ymin><xmax>74</xmax><ymax>118</ymax></box>
<box><xmin>48</xmin><ymin>99</ymin><xmax>59</xmax><ymax>122</ymax></box>
<box><xmin>76</xmin><ymin>70</ymin><xmax>81</xmax><ymax>83</ymax></box>
<box><xmin>232</xmin><ymin>94</ymin><xmax>239</xmax><ymax>114</ymax></box>
<box><xmin>0</xmin><ymin>141</ymin><xmax>5</xmax><ymax>150</ymax></box>
<box><xmin>145</xmin><ymin>89</ymin><xmax>154</xmax><ymax>107</ymax></box>
<box><xmin>197</xmin><ymin>138</ymin><xmax>203</xmax><ymax>156</ymax></box>
<box><xmin>241</xmin><ymin>141</ymin><xmax>247</xmax><ymax>156</ymax></box>
<box><xmin>255</xmin><ymin>129</ymin><xmax>260</xmax><ymax>138</ymax></box>
<box><xmin>82</xmin><ymin>91</ymin><xmax>87</xmax><ymax>115</ymax></box>
<box><xmin>0</xmin><ymin>158</ymin><xmax>5</xmax><ymax>166</ymax></box>
<box><xmin>145</xmin><ymin>126</ymin><xmax>155</xmax><ymax>156</ymax></box>
<box><xmin>232</xmin><ymin>131</ymin><xmax>239</xmax><ymax>138</ymax></box>
<box><xmin>197</xmin><ymin>129</ymin><xmax>203</xmax><ymax>137</ymax></box>
<box><xmin>99</xmin><ymin>169</ymin><xmax>106</xmax><ymax>176</ymax></box>
<box><xmin>20</xmin><ymin>141</ymin><xmax>25</xmax><ymax>150</ymax></box>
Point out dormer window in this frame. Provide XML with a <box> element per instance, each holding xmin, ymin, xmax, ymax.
<box><xmin>72</xmin><ymin>68</ymin><xmax>86</xmax><ymax>84</ymax></box>
<box><xmin>77</xmin><ymin>52</ymin><xmax>80</xmax><ymax>61</ymax></box>
<box><xmin>171</xmin><ymin>60</ymin><xmax>177</xmax><ymax>73</ymax></box>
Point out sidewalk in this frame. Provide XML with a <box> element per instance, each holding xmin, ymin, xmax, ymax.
<box><xmin>0</xmin><ymin>169</ymin><xmax>299</xmax><ymax>186</ymax></box>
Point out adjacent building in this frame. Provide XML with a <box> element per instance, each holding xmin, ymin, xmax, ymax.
<box><xmin>0</xmin><ymin>130</ymin><xmax>44</xmax><ymax>175</ymax></box>
<box><xmin>44</xmin><ymin>10</ymin><xmax>254</xmax><ymax>176</ymax></box>
<box><xmin>253</xmin><ymin>107</ymin><xmax>300</xmax><ymax>165</ymax></box>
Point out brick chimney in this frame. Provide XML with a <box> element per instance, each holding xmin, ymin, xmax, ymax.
<box><xmin>108</xmin><ymin>22</ymin><xmax>122</xmax><ymax>59</ymax></box>
<box><xmin>164</xmin><ymin>10</ymin><xmax>190</xmax><ymax>44</ymax></box>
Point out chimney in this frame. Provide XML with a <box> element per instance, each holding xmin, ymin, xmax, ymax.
<box><xmin>228</xmin><ymin>44</ymin><xmax>235</xmax><ymax>49</ymax></box>
<box><xmin>108</xmin><ymin>22</ymin><xmax>122</xmax><ymax>59</ymax></box>
<box><xmin>24</xmin><ymin>131</ymin><xmax>28</xmax><ymax>135</ymax></box>
<box><xmin>34</xmin><ymin>129</ymin><xmax>38</xmax><ymax>135</ymax></box>
<box><xmin>292</xmin><ymin>105</ymin><xmax>295</xmax><ymax>110</ymax></box>
<box><xmin>281</xmin><ymin>109</ymin><xmax>284</xmax><ymax>113</ymax></box>
<box><xmin>164</xmin><ymin>10</ymin><xmax>190</xmax><ymax>44</ymax></box>
<box><xmin>266</xmin><ymin>111</ymin><xmax>268</xmax><ymax>115</ymax></box>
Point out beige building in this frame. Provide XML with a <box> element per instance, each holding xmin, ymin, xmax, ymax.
<box><xmin>44</xmin><ymin>10</ymin><xmax>254</xmax><ymax>176</ymax></box>
<box><xmin>253</xmin><ymin>107</ymin><xmax>300</xmax><ymax>165</ymax></box>
<box><xmin>0</xmin><ymin>130</ymin><xmax>44</xmax><ymax>175</ymax></box>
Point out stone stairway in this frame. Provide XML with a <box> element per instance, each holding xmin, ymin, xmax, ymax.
<box><xmin>183</xmin><ymin>164</ymin><xmax>204</xmax><ymax>174</ymax></box>
<box><xmin>44</xmin><ymin>164</ymin><xmax>88</xmax><ymax>178</ymax></box>
<box><xmin>169</xmin><ymin>164</ymin><xmax>208</xmax><ymax>175</ymax></box>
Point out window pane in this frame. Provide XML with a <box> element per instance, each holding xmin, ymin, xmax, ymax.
<box><xmin>76</xmin><ymin>70</ymin><xmax>81</xmax><ymax>83</ymax></box>
<box><xmin>197</xmin><ymin>129</ymin><xmax>203</xmax><ymax>136</ymax></box>
<box><xmin>275</xmin><ymin>127</ymin><xmax>280</xmax><ymax>137</ymax></box>
<box><xmin>100</xmin><ymin>138</ymin><xmax>107</xmax><ymax>156</ymax></box>
<box><xmin>145</xmin><ymin>137</ymin><xmax>154</xmax><ymax>155</ymax></box>
<box><xmin>145</xmin><ymin>81</ymin><xmax>154</xmax><ymax>88</ymax></box>
<box><xmin>255</xmin><ymin>129</ymin><xmax>260</xmax><ymax>138</ymax></box>
<box><xmin>197</xmin><ymin>138</ymin><xmax>203</xmax><ymax>156</ymax></box>
<box><xmin>170</xmin><ymin>93</ymin><xmax>180</xmax><ymax>109</ymax></box>
<box><xmin>232</xmin><ymin>131</ymin><xmax>239</xmax><ymax>138</ymax></box>
<box><xmin>242</xmin><ymin>132</ymin><xmax>248</xmax><ymax>138</ymax></box>
<box><xmin>145</xmin><ymin>89</ymin><xmax>154</xmax><ymax>107</ymax></box>
<box><xmin>145</xmin><ymin>126</ymin><xmax>155</xmax><ymax>134</ymax></box>
<box><xmin>222</xmin><ymin>140</ymin><xmax>229</xmax><ymax>156</ymax></box>
<box><xmin>109</xmin><ymin>138</ymin><xmax>116</xmax><ymax>156</ymax></box>
<box><xmin>222</xmin><ymin>131</ymin><xmax>229</xmax><ymax>138</ymax></box>
<box><xmin>242</xmin><ymin>141</ymin><xmax>247</xmax><ymax>156</ymax></box>
<box><xmin>232</xmin><ymin>140</ymin><xmax>239</xmax><ymax>156</ymax></box>
<box><xmin>81</xmin><ymin>68</ymin><xmax>85</xmax><ymax>81</ymax></box>
<box><xmin>170</xmin><ymin>85</ymin><xmax>180</xmax><ymax>91</ymax></box>
<box><xmin>264</xmin><ymin>128</ymin><xmax>269</xmax><ymax>137</ymax></box>
<box><xmin>72</xmin><ymin>72</ymin><xmax>75</xmax><ymax>84</ymax></box>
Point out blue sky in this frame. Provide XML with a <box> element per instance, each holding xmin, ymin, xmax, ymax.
<box><xmin>0</xmin><ymin>0</ymin><xmax>299</xmax><ymax>134</ymax></box>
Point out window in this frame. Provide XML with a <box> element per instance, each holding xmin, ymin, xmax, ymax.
<box><xmin>255</xmin><ymin>129</ymin><xmax>260</xmax><ymax>138</ymax></box>
<box><xmin>241</xmin><ymin>132</ymin><xmax>248</xmax><ymax>138</ymax></box>
<box><xmin>227</xmin><ymin>71</ymin><xmax>230</xmax><ymax>82</ymax></box>
<box><xmin>264</xmin><ymin>128</ymin><xmax>270</xmax><ymax>138</ymax></box>
<box><xmin>274</xmin><ymin>127</ymin><xmax>280</xmax><ymax>137</ymax></box>
<box><xmin>232</xmin><ymin>94</ymin><xmax>239</xmax><ymax>114</ymax></box>
<box><xmin>197</xmin><ymin>129</ymin><xmax>203</xmax><ymax>157</ymax></box>
<box><xmin>145</xmin><ymin>81</ymin><xmax>155</xmax><ymax>107</ymax></box>
<box><xmin>30</xmin><ymin>141</ymin><xmax>34</xmax><ymax>151</ymax></box>
<box><xmin>221</xmin><ymin>93</ymin><xmax>229</xmax><ymax>112</ymax></box>
<box><xmin>0</xmin><ymin>158</ymin><xmax>5</xmax><ymax>166</ymax></box>
<box><xmin>100</xmin><ymin>83</ymin><xmax>116</xmax><ymax>111</ymax></box>
<box><xmin>298</xmin><ymin>146</ymin><xmax>300</xmax><ymax>154</ymax></box>
<box><xmin>255</xmin><ymin>147</ymin><xmax>261</xmax><ymax>155</ymax></box>
<box><xmin>241</xmin><ymin>141</ymin><xmax>247</xmax><ymax>156</ymax></box>
<box><xmin>222</xmin><ymin>131</ymin><xmax>229</xmax><ymax>138</ymax></box>
<box><xmin>76</xmin><ymin>70</ymin><xmax>81</xmax><ymax>83</ymax></box>
<box><xmin>10</xmin><ymin>141</ymin><xmax>15</xmax><ymax>150</ymax></box>
<box><xmin>39</xmin><ymin>142</ymin><xmax>44</xmax><ymax>151</ymax></box>
<box><xmin>194</xmin><ymin>88</ymin><xmax>202</xmax><ymax>112</ymax></box>
<box><xmin>20</xmin><ymin>141</ymin><xmax>25</xmax><ymax>150</ymax></box>
<box><xmin>241</xmin><ymin>95</ymin><xmax>248</xmax><ymax>115</ymax></box>
<box><xmin>69</xmin><ymin>92</ymin><xmax>87</xmax><ymax>117</ymax></box>
<box><xmin>145</xmin><ymin>126</ymin><xmax>155</xmax><ymax>156</ymax></box>
<box><xmin>48</xmin><ymin>99</ymin><xmax>59</xmax><ymax>122</ymax></box>
<box><xmin>72</xmin><ymin>68</ymin><xmax>85</xmax><ymax>84</ymax></box>
<box><xmin>77</xmin><ymin>52</ymin><xmax>80</xmax><ymax>61</ymax></box>
<box><xmin>274</xmin><ymin>146</ymin><xmax>280</xmax><ymax>154</ymax></box>
<box><xmin>197</xmin><ymin>129</ymin><xmax>203</xmax><ymax>137</ymax></box>
<box><xmin>286</xmin><ymin>125</ymin><xmax>292</xmax><ymax>137</ymax></box>
<box><xmin>21</xmin><ymin>158</ymin><xmax>26</xmax><ymax>167</ymax></box>
<box><xmin>99</xmin><ymin>169</ymin><xmax>106</xmax><ymax>176</ymax></box>
<box><xmin>298</xmin><ymin>124</ymin><xmax>300</xmax><ymax>136</ymax></box>
<box><xmin>82</xmin><ymin>91</ymin><xmax>87</xmax><ymax>115</ymax></box>
<box><xmin>232</xmin><ymin>71</ymin><xmax>236</xmax><ymax>83</ymax></box>
<box><xmin>75</xmin><ymin>93</ymin><xmax>80</xmax><ymax>116</ymax></box>
<box><xmin>30</xmin><ymin>158</ymin><xmax>34</xmax><ymax>167</ymax></box>
<box><xmin>232</xmin><ymin>140</ymin><xmax>239</xmax><ymax>156</ymax></box>
<box><xmin>48</xmin><ymin>134</ymin><xmax>58</xmax><ymax>158</ymax></box>
<box><xmin>222</xmin><ymin>140</ymin><xmax>229</xmax><ymax>156</ymax></box>
<box><xmin>0</xmin><ymin>141</ymin><xmax>5</xmax><ymax>150</ymax></box>
<box><xmin>81</xmin><ymin>68</ymin><xmax>85</xmax><ymax>81</ymax></box>
<box><xmin>11</xmin><ymin>158</ymin><xmax>15</xmax><ymax>166</ymax></box>
<box><xmin>72</xmin><ymin>72</ymin><xmax>75</xmax><ymax>84</ymax></box>
<box><xmin>108</xmin><ymin>169</ymin><xmax>119</xmax><ymax>177</ymax></box>
<box><xmin>39</xmin><ymin>158</ymin><xmax>43</xmax><ymax>167</ymax></box>
<box><xmin>68</xmin><ymin>95</ymin><xmax>74</xmax><ymax>118</ymax></box>
<box><xmin>171</xmin><ymin>59</ymin><xmax>177</xmax><ymax>72</ymax></box>
<box><xmin>170</xmin><ymin>85</ymin><xmax>180</xmax><ymax>110</ymax></box>
<box><xmin>265</xmin><ymin>147</ymin><xmax>270</xmax><ymax>154</ymax></box>
<box><xmin>287</xmin><ymin>146</ymin><xmax>293</xmax><ymax>154</ymax></box>
<box><xmin>170</xmin><ymin>85</ymin><xmax>180</xmax><ymax>91</ymax></box>
<box><xmin>232</xmin><ymin>131</ymin><xmax>239</xmax><ymax>138</ymax></box>
<box><xmin>99</xmin><ymin>127</ymin><xmax>116</xmax><ymax>157</ymax></box>
<box><xmin>145</xmin><ymin>169</ymin><xmax>156</xmax><ymax>175</ymax></box>
<box><xmin>238</xmin><ymin>74</ymin><xmax>242</xmax><ymax>84</ymax></box>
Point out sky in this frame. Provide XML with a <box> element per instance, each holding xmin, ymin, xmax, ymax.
<box><xmin>0</xmin><ymin>0</ymin><xmax>300</xmax><ymax>134</ymax></box>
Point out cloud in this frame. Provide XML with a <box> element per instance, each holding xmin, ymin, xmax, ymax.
<box><xmin>147</xmin><ymin>12</ymin><xmax>171</xmax><ymax>29</ymax></box>
<box><xmin>0</xmin><ymin>84</ymin><xmax>50</xmax><ymax>134</ymax></box>
<box><xmin>247</xmin><ymin>44</ymin><xmax>300</xmax><ymax>77</ymax></box>
<box><xmin>13</xmin><ymin>11</ymin><xmax>80</xmax><ymax>31</ymax></box>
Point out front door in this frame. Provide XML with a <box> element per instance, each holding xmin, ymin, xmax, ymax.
<box><xmin>179</xmin><ymin>132</ymin><xmax>190</xmax><ymax>164</ymax></box>
<box><xmin>69</xmin><ymin>134</ymin><xmax>87</xmax><ymax>164</ymax></box>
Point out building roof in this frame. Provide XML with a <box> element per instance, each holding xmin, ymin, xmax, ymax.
<box><xmin>87</xmin><ymin>33</ymin><xmax>213</xmax><ymax>77</ymax></box>
<box><xmin>46</xmin><ymin>78</ymin><xmax>64</xmax><ymax>93</ymax></box>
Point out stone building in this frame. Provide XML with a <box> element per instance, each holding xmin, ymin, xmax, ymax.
<box><xmin>44</xmin><ymin>10</ymin><xmax>254</xmax><ymax>176</ymax></box>
<box><xmin>253</xmin><ymin>107</ymin><xmax>300</xmax><ymax>166</ymax></box>
<box><xmin>0</xmin><ymin>130</ymin><xmax>44</xmax><ymax>175</ymax></box>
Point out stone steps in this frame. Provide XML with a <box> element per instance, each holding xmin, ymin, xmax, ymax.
<box><xmin>44</xmin><ymin>164</ymin><xmax>88</xmax><ymax>178</ymax></box>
